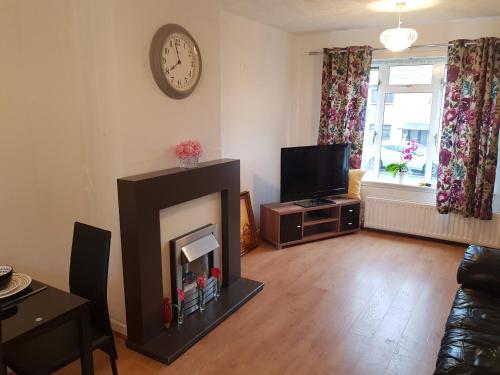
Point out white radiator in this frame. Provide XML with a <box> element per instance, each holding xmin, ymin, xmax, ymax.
<box><xmin>364</xmin><ymin>196</ymin><xmax>500</xmax><ymax>248</ymax></box>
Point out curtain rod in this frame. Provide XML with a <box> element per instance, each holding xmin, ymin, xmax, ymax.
<box><xmin>308</xmin><ymin>41</ymin><xmax>499</xmax><ymax>55</ymax></box>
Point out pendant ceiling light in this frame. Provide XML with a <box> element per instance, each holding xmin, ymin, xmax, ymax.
<box><xmin>379</xmin><ymin>2</ymin><xmax>418</xmax><ymax>52</ymax></box>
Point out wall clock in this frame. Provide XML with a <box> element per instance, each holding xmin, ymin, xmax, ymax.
<box><xmin>150</xmin><ymin>24</ymin><xmax>202</xmax><ymax>99</ymax></box>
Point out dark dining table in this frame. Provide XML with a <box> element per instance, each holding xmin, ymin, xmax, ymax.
<box><xmin>0</xmin><ymin>279</ymin><xmax>94</xmax><ymax>375</ymax></box>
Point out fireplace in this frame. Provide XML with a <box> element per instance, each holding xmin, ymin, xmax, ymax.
<box><xmin>117</xmin><ymin>159</ymin><xmax>264</xmax><ymax>364</ymax></box>
<box><xmin>170</xmin><ymin>224</ymin><xmax>220</xmax><ymax>315</ymax></box>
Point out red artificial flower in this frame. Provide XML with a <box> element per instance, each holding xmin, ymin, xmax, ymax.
<box><xmin>197</xmin><ymin>276</ymin><xmax>206</xmax><ymax>289</ymax></box>
<box><xmin>177</xmin><ymin>288</ymin><xmax>185</xmax><ymax>302</ymax></box>
<box><xmin>211</xmin><ymin>267</ymin><xmax>221</xmax><ymax>279</ymax></box>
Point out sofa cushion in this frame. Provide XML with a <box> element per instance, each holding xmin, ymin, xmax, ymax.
<box><xmin>435</xmin><ymin>287</ymin><xmax>500</xmax><ymax>374</ymax></box>
<box><xmin>435</xmin><ymin>327</ymin><xmax>500</xmax><ymax>374</ymax></box>
<box><xmin>458</xmin><ymin>245</ymin><xmax>500</xmax><ymax>295</ymax></box>
<box><xmin>446</xmin><ymin>288</ymin><xmax>500</xmax><ymax>336</ymax></box>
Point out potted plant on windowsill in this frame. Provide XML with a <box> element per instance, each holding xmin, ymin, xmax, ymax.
<box><xmin>385</xmin><ymin>140</ymin><xmax>418</xmax><ymax>184</ymax></box>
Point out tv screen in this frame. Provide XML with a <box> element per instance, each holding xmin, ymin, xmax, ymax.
<box><xmin>280</xmin><ymin>144</ymin><xmax>349</xmax><ymax>203</ymax></box>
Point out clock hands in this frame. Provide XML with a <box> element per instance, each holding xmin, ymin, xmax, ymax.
<box><xmin>166</xmin><ymin>41</ymin><xmax>182</xmax><ymax>73</ymax></box>
<box><xmin>166</xmin><ymin>40</ymin><xmax>182</xmax><ymax>74</ymax></box>
<box><xmin>174</xmin><ymin>40</ymin><xmax>181</xmax><ymax>65</ymax></box>
<box><xmin>164</xmin><ymin>38</ymin><xmax>193</xmax><ymax>90</ymax></box>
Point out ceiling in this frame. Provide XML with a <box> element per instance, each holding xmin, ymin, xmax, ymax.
<box><xmin>220</xmin><ymin>0</ymin><xmax>500</xmax><ymax>34</ymax></box>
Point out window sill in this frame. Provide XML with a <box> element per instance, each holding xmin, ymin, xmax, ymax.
<box><xmin>362</xmin><ymin>179</ymin><xmax>436</xmax><ymax>194</ymax></box>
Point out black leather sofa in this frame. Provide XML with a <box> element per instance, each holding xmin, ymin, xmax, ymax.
<box><xmin>434</xmin><ymin>245</ymin><xmax>500</xmax><ymax>374</ymax></box>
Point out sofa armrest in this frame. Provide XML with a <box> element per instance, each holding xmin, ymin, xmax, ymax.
<box><xmin>457</xmin><ymin>245</ymin><xmax>500</xmax><ymax>294</ymax></box>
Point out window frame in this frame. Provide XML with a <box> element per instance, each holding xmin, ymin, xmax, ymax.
<box><xmin>365</xmin><ymin>57</ymin><xmax>447</xmax><ymax>184</ymax></box>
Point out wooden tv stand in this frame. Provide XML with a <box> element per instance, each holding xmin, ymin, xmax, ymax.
<box><xmin>260</xmin><ymin>198</ymin><xmax>360</xmax><ymax>249</ymax></box>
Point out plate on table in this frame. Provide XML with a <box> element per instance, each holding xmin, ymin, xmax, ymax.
<box><xmin>0</xmin><ymin>273</ymin><xmax>32</xmax><ymax>299</ymax></box>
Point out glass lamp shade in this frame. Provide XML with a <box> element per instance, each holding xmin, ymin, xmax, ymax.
<box><xmin>379</xmin><ymin>27</ymin><xmax>418</xmax><ymax>52</ymax></box>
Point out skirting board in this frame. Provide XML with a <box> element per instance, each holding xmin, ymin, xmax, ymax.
<box><xmin>111</xmin><ymin>318</ymin><xmax>127</xmax><ymax>336</ymax></box>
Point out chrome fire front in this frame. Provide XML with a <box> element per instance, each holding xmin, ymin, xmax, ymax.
<box><xmin>170</xmin><ymin>224</ymin><xmax>220</xmax><ymax>315</ymax></box>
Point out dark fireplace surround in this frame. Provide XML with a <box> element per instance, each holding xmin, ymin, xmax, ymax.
<box><xmin>117</xmin><ymin>159</ymin><xmax>264</xmax><ymax>364</ymax></box>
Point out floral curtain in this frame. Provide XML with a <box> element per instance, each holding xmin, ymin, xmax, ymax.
<box><xmin>318</xmin><ymin>46</ymin><xmax>373</xmax><ymax>169</ymax></box>
<box><xmin>437</xmin><ymin>38</ymin><xmax>500</xmax><ymax>220</ymax></box>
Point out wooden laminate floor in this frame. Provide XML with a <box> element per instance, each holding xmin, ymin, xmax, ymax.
<box><xmin>59</xmin><ymin>230</ymin><xmax>465</xmax><ymax>375</ymax></box>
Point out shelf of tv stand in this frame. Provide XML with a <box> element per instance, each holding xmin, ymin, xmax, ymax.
<box><xmin>260</xmin><ymin>197</ymin><xmax>360</xmax><ymax>249</ymax></box>
<box><xmin>303</xmin><ymin>217</ymin><xmax>339</xmax><ymax>226</ymax></box>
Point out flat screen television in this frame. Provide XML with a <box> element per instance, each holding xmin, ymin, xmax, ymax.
<box><xmin>280</xmin><ymin>144</ymin><xmax>349</xmax><ymax>203</ymax></box>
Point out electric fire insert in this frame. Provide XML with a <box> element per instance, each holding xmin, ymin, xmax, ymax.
<box><xmin>170</xmin><ymin>224</ymin><xmax>220</xmax><ymax>316</ymax></box>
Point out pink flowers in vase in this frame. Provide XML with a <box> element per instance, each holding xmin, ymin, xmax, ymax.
<box><xmin>175</xmin><ymin>140</ymin><xmax>203</xmax><ymax>168</ymax></box>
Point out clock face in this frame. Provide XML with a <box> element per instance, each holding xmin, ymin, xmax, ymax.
<box><xmin>150</xmin><ymin>24</ymin><xmax>202</xmax><ymax>99</ymax></box>
<box><xmin>161</xmin><ymin>33</ymin><xmax>200</xmax><ymax>93</ymax></box>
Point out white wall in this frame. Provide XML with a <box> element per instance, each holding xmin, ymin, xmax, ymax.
<box><xmin>221</xmin><ymin>11</ymin><xmax>297</xmax><ymax>222</ymax></box>
<box><xmin>0</xmin><ymin>0</ymin><xmax>90</xmax><ymax>291</ymax></box>
<box><xmin>1</xmin><ymin>0</ymin><xmax>222</xmax><ymax>333</ymax></box>
<box><xmin>110</xmin><ymin>0</ymin><xmax>222</xmax><ymax>328</ymax></box>
<box><xmin>292</xmin><ymin>17</ymin><xmax>500</xmax><ymax>146</ymax></box>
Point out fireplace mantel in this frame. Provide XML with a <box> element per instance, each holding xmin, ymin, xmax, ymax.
<box><xmin>117</xmin><ymin>159</ymin><xmax>264</xmax><ymax>364</ymax></box>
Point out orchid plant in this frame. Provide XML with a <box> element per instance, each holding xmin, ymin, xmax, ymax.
<box><xmin>385</xmin><ymin>140</ymin><xmax>419</xmax><ymax>177</ymax></box>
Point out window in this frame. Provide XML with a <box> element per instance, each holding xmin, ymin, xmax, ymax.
<box><xmin>367</xmin><ymin>124</ymin><xmax>376</xmax><ymax>145</ymax></box>
<box><xmin>382</xmin><ymin>125</ymin><xmax>391</xmax><ymax>141</ymax></box>
<box><xmin>361</xmin><ymin>59</ymin><xmax>446</xmax><ymax>185</ymax></box>
<box><xmin>388</xmin><ymin>64</ymin><xmax>433</xmax><ymax>85</ymax></box>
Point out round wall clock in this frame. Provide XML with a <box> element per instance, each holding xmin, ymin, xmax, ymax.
<box><xmin>149</xmin><ymin>24</ymin><xmax>202</xmax><ymax>99</ymax></box>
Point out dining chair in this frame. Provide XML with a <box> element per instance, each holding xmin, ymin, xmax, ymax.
<box><xmin>3</xmin><ymin>222</ymin><xmax>118</xmax><ymax>374</ymax></box>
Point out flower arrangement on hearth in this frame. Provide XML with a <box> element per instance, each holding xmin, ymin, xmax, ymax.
<box><xmin>196</xmin><ymin>275</ymin><xmax>207</xmax><ymax>311</ymax></box>
<box><xmin>385</xmin><ymin>139</ymin><xmax>419</xmax><ymax>177</ymax></box>
<box><xmin>173</xmin><ymin>288</ymin><xmax>185</xmax><ymax>325</ymax></box>
<box><xmin>211</xmin><ymin>267</ymin><xmax>221</xmax><ymax>298</ymax></box>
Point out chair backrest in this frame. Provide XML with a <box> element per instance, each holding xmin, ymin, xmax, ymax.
<box><xmin>69</xmin><ymin>222</ymin><xmax>112</xmax><ymax>335</ymax></box>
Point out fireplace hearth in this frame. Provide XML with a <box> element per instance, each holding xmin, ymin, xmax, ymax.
<box><xmin>117</xmin><ymin>159</ymin><xmax>264</xmax><ymax>364</ymax></box>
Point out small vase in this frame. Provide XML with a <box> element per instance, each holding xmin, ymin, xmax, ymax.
<box><xmin>398</xmin><ymin>171</ymin><xmax>406</xmax><ymax>184</ymax></box>
<box><xmin>177</xmin><ymin>302</ymin><xmax>184</xmax><ymax>325</ymax></box>
<box><xmin>179</xmin><ymin>156</ymin><xmax>199</xmax><ymax>169</ymax></box>
<box><xmin>198</xmin><ymin>288</ymin><xmax>205</xmax><ymax>311</ymax></box>
<box><xmin>214</xmin><ymin>279</ymin><xmax>221</xmax><ymax>299</ymax></box>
